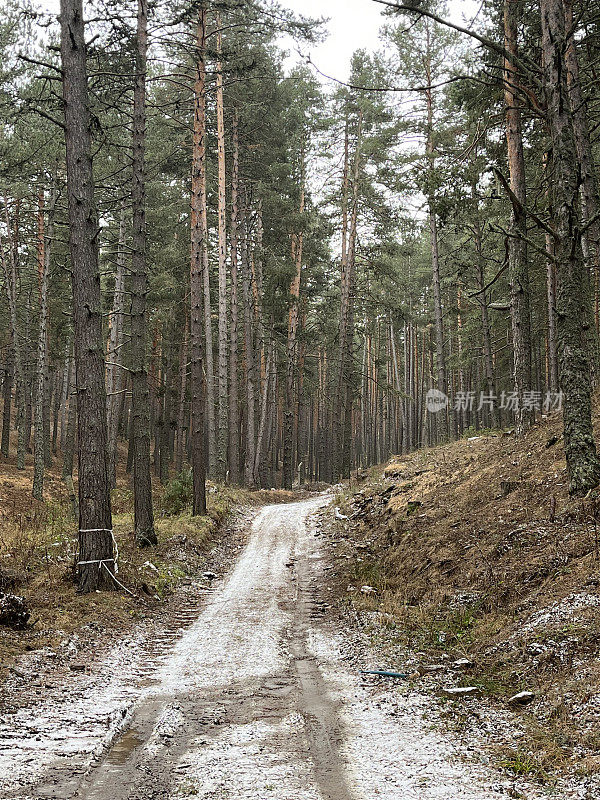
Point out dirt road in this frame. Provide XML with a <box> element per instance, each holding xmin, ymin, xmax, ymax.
<box><xmin>1</xmin><ymin>498</ymin><xmax>542</xmax><ymax>799</ymax></box>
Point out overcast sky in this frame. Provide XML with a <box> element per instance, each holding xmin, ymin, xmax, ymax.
<box><xmin>280</xmin><ymin>0</ymin><xmax>482</xmax><ymax>82</ymax></box>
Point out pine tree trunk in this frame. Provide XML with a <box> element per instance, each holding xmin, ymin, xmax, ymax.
<box><xmin>228</xmin><ymin>110</ymin><xmax>241</xmax><ymax>484</ymax></box>
<box><xmin>564</xmin><ymin>0</ymin><xmax>600</xmax><ymax>284</ymax></box>
<box><xmin>62</xmin><ymin>355</ymin><xmax>78</xmax><ymax>520</ymax></box>
<box><xmin>106</xmin><ymin>207</ymin><xmax>128</xmax><ymax>488</ymax></box>
<box><xmin>52</xmin><ymin>365</ymin><xmax>61</xmax><ymax>455</ymax></box>
<box><xmin>337</xmin><ymin>113</ymin><xmax>362</xmax><ymax>478</ymax></box>
<box><xmin>342</xmin><ymin>114</ymin><xmax>362</xmax><ymax>476</ymax></box>
<box><xmin>541</xmin><ymin>0</ymin><xmax>600</xmax><ymax>494</ymax></box>
<box><xmin>175</xmin><ymin>316</ymin><xmax>188</xmax><ymax>475</ymax></box>
<box><xmin>543</xmin><ymin>151</ymin><xmax>560</xmax><ymax>393</ymax></box>
<box><xmin>1</xmin><ymin>348</ymin><xmax>12</xmax><ymax>458</ymax></box>
<box><xmin>130</xmin><ymin>0</ymin><xmax>156</xmax><ymax>547</ymax></box>
<box><xmin>504</xmin><ymin>0</ymin><xmax>532</xmax><ymax>434</ymax></box>
<box><xmin>283</xmin><ymin>164</ymin><xmax>304</xmax><ymax>489</ymax></box>
<box><xmin>424</xmin><ymin>25</ymin><xmax>448</xmax><ymax>440</ymax></box>
<box><xmin>159</xmin><ymin>329</ymin><xmax>173</xmax><ymax>486</ymax></box>
<box><xmin>33</xmin><ymin>187</ymin><xmax>55</xmax><ymax>501</ymax></box>
<box><xmin>240</xmin><ymin>190</ymin><xmax>256</xmax><ymax>486</ymax></box>
<box><xmin>472</xmin><ymin>182</ymin><xmax>499</xmax><ymax>427</ymax></box>
<box><xmin>254</xmin><ymin>341</ymin><xmax>273</xmax><ymax>486</ymax></box>
<box><xmin>215</xmin><ymin>13</ymin><xmax>228</xmax><ymax>480</ymax></box>
<box><xmin>335</xmin><ymin>121</ymin><xmax>351</xmax><ymax>476</ymax></box>
<box><xmin>60</xmin><ymin>0</ymin><xmax>113</xmax><ymax>592</ymax></box>
<box><xmin>1</xmin><ymin>199</ymin><xmax>26</xmax><ymax>469</ymax></box>
<box><xmin>59</xmin><ymin>346</ymin><xmax>71</xmax><ymax>453</ymax></box>
<box><xmin>190</xmin><ymin>5</ymin><xmax>208</xmax><ymax>515</ymax></box>
<box><xmin>563</xmin><ymin>0</ymin><xmax>600</xmax><ymax>372</ymax></box>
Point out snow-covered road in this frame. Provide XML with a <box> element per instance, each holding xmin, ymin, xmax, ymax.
<box><xmin>0</xmin><ymin>497</ymin><xmax>540</xmax><ymax>799</ymax></box>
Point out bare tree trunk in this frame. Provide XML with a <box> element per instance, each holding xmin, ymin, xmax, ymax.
<box><xmin>60</xmin><ymin>0</ymin><xmax>113</xmax><ymax>592</ymax></box>
<box><xmin>59</xmin><ymin>344</ymin><xmax>72</xmax><ymax>453</ymax></box>
<box><xmin>425</xmin><ymin>23</ymin><xmax>448</xmax><ymax>440</ymax></box>
<box><xmin>215</xmin><ymin>12</ymin><xmax>228</xmax><ymax>480</ymax></box>
<box><xmin>284</xmin><ymin>159</ymin><xmax>304</xmax><ymax>489</ymax></box>
<box><xmin>541</xmin><ymin>0</ymin><xmax>600</xmax><ymax>494</ymax></box>
<box><xmin>240</xmin><ymin>190</ymin><xmax>256</xmax><ymax>486</ymax></box>
<box><xmin>335</xmin><ymin>120</ymin><xmax>350</xmax><ymax>476</ymax></box>
<box><xmin>106</xmin><ymin>207</ymin><xmax>127</xmax><ymax>488</ymax></box>
<box><xmin>472</xmin><ymin>182</ymin><xmax>499</xmax><ymax>427</ymax></box>
<box><xmin>296</xmin><ymin>311</ymin><xmax>307</xmax><ymax>484</ymax></box>
<box><xmin>254</xmin><ymin>340</ymin><xmax>273</xmax><ymax>486</ymax></box>
<box><xmin>504</xmin><ymin>0</ymin><xmax>532</xmax><ymax>434</ymax></box>
<box><xmin>202</xmin><ymin>78</ymin><xmax>216</xmax><ymax>476</ymax></box>
<box><xmin>0</xmin><ymin>199</ymin><xmax>26</xmax><ymax>469</ymax></box>
<box><xmin>62</xmin><ymin>355</ymin><xmax>78</xmax><ymax>520</ymax></box>
<box><xmin>228</xmin><ymin>109</ymin><xmax>241</xmax><ymax>484</ymax></box>
<box><xmin>158</xmin><ymin>327</ymin><xmax>173</xmax><ymax>485</ymax></box>
<box><xmin>544</xmin><ymin>151</ymin><xmax>560</xmax><ymax>393</ymax></box>
<box><xmin>337</xmin><ymin>112</ymin><xmax>362</xmax><ymax>478</ymax></box>
<box><xmin>190</xmin><ymin>5</ymin><xmax>208</xmax><ymax>515</ymax></box>
<box><xmin>564</xmin><ymin>0</ymin><xmax>600</xmax><ymax>283</ymax></box>
<box><xmin>130</xmin><ymin>0</ymin><xmax>156</xmax><ymax>547</ymax></box>
<box><xmin>52</xmin><ymin>365</ymin><xmax>61</xmax><ymax>455</ymax></box>
<box><xmin>1</xmin><ymin>348</ymin><xmax>12</xmax><ymax>458</ymax></box>
<box><xmin>33</xmin><ymin>187</ymin><xmax>56</xmax><ymax>501</ymax></box>
<box><xmin>175</xmin><ymin>315</ymin><xmax>188</xmax><ymax>474</ymax></box>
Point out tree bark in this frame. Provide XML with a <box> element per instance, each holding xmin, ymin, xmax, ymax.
<box><xmin>504</xmin><ymin>0</ymin><xmax>532</xmax><ymax>435</ymax></box>
<box><xmin>175</xmin><ymin>315</ymin><xmax>188</xmax><ymax>475</ymax></box>
<box><xmin>33</xmin><ymin>187</ymin><xmax>56</xmax><ymax>501</ymax></box>
<box><xmin>544</xmin><ymin>150</ymin><xmax>560</xmax><ymax>393</ymax></box>
<box><xmin>284</xmin><ymin>159</ymin><xmax>305</xmax><ymax>489</ymax></box>
<box><xmin>472</xmin><ymin>181</ymin><xmax>499</xmax><ymax>428</ymax></box>
<box><xmin>228</xmin><ymin>109</ymin><xmax>241</xmax><ymax>484</ymax></box>
<box><xmin>564</xmin><ymin>0</ymin><xmax>600</xmax><ymax>283</ymax></box>
<box><xmin>62</xmin><ymin>354</ymin><xmax>78</xmax><ymax>520</ymax></box>
<box><xmin>337</xmin><ymin>112</ymin><xmax>362</xmax><ymax>478</ymax></box>
<box><xmin>240</xmin><ymin>189</ymin><xmax>256</xmax><ymax>486</ymax></box>
<box><xmin>60</xmin><ymin>0</ymin><xmax>114</xmax><ymax>592</ymax></box>
<box><xmin>190</xmin><ymin>5</ymin><xmax>208</xmax><ymax>515</ymax></box>
<box><xmin>215</xmin><ymin>12</ymin><xmax>228</xmax><ymax>480</ymax></box>
<box><xmin>130</xmin><ymin>0</ymin><xmax>156</xmax><ymax>546</ymax></box>
<box><xmin>425</xmin><ymin>22</ymin><xmax>448</xmax><ymax>440</ymax></box>
<box><xmin>540</xmin><ymin>0</ymin><xmax>600</xmax><ymax>494</ymax></box>
<box><xmin>0</xmin><ymin>198</ymin><xmax>26</xmax><ymax>469</ymax></box>
<box><xmin>1</xmin><ymin>346</ymin><xmax>12</xmax><ymax>458</ymax></box>
<box><xmin>106</xmin><ymin>207</ymin><xmax>128</xmax><ymax>488</ymax></box>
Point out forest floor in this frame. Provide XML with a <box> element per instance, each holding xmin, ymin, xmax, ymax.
<box><xmin>0</xmin><ymin>494</ymin><xmax>568</xmax><ymax>800</ymax></box>
<box><xmin>328</xmin><ymin>406</ymin><xmax>600</xmax><ymax>798</ymax></box>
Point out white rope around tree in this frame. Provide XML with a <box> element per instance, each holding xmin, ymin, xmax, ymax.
<box><xmin>76</xmin><ymin>528</ymin><xmax>135</xmax><ymax>597</ymax></box>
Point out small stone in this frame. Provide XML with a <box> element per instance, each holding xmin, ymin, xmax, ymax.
<box><xmin>9</xmin><ymin>667</ymin><xmax>26</xmax><ymax>679</ymax></box>
<box><xmin>508</xmin><ymin>691</ymin><xmax>535</xmax><ymax>706</ymax></box>
<box><xmin>452</xmin><ymin>658</ymin><xmax>474</xmax><ymax>670</ymax></box>
<box><xmin>442</xmin><ymin>686</ymin><xmax>479</xmax><ymax>698</ymax></box>
<box><xmin>69</xmin><ymin>664</ymin><xmax>86</xmax><ymax>672</ymax></box>
<box><xmin>360</xmin><ymin>585</ymin><xmax>377</xmax><ymax>595</ymax></box>
<box><xmin>419</xmin><ymin>664</ymin><xmax>446</xmax><ymax>674</ymax></box>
